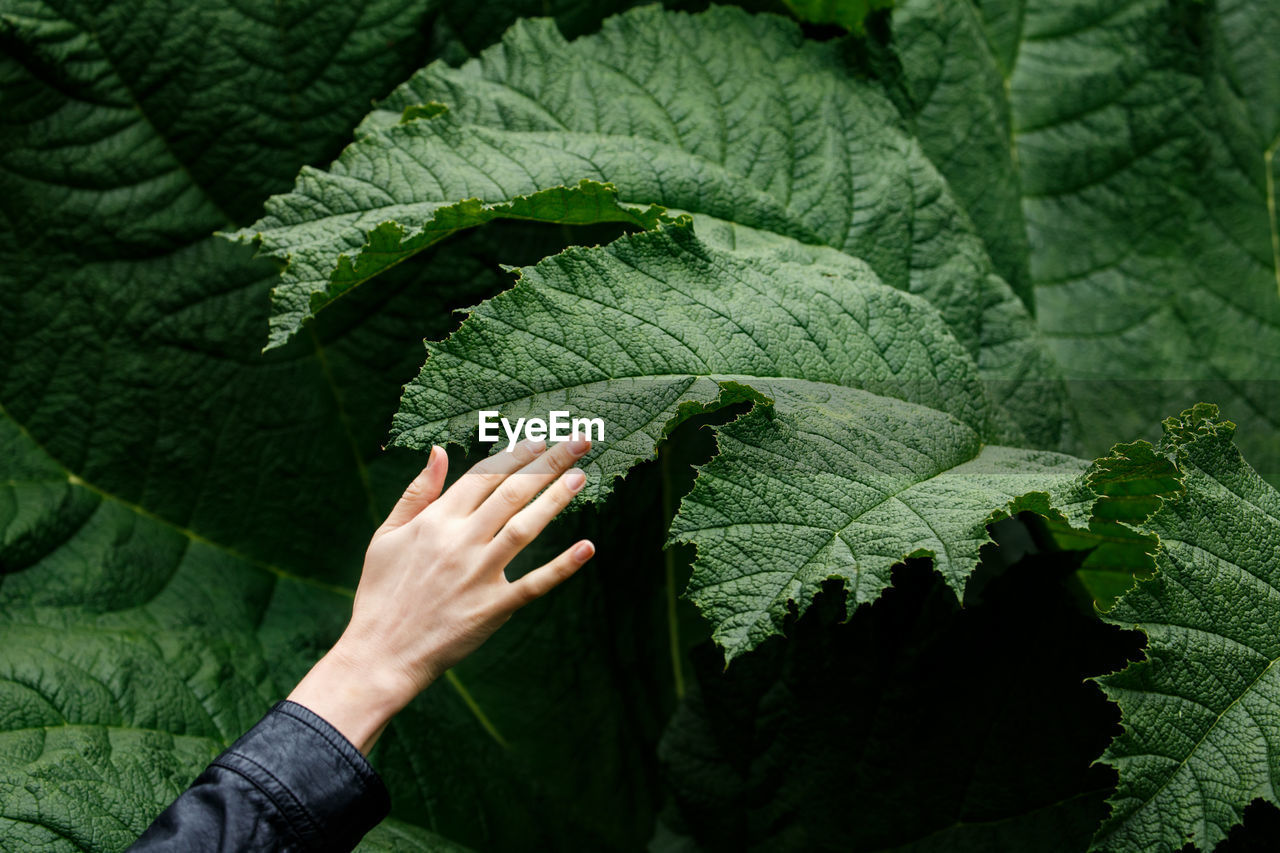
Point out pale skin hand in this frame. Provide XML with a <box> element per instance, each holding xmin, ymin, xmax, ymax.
<box><xmin>288</xmin><ymin>434</ymin><xmax>595</xmax><ymax>754</ymax></box>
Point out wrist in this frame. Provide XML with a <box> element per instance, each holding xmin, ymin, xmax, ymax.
<box><xmin>286</xmin><ymin>639</ymin><xmax>421</xmax><ymax>755</ymax></box>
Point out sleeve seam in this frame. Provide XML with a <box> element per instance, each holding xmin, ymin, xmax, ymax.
<box><xmin>275</xmin><ymin>702</ymin><xmax>379</xmax><ymax>791</ymax></box>
<box><xmin>210</xmin><ymin>754</ymin><xmax>320</xmax><ymax>845</ymax></box>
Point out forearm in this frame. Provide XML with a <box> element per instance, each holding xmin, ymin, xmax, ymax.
<box><xmin>286</xmin><ymin>638</ymin><xmax>423</xmax><ymax>756</ymax></box>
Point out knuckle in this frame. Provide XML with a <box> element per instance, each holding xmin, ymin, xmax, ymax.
<box><xmin>415</xmin><ymin>516</ymin><xmax>454</xmax><ymax>549</ymax></box>
<box><xmin>462</xmin><ymin>604</ymin><xmax>497</xmax><ymax>629</ymax></box>
<box><xmin>402</xmin><ymin>476</ymin><xmax>428</xmax><ymax>500</ymax></box>
<box><xmin>470</xmin><ymin>469</ymin><xmax>505</xmax><ymax>489</ymax></box>
<box><xmin>412</xmin><ymin>504</ymin><xmax>442</xmax><ymax>530</ymax></box>
<box><xmin>496</xmin><ymin>483</ymin><xmax>525</xmax><ymax>508</ymax></box>
<box><xmin>515</xmin><ymin>581</ymin><xmax>542</xmax><ymax>605</ymax></box>
<box><xmin>502</xmin><ymin>518</ymin><xmax>534</xmax><ymax>546</ymax></box>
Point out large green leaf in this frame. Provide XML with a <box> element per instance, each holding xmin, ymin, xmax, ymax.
<box><xmin>670</xmin><ymin>397</ymin><xmax>1088</xmax><ymax>658</ymax></box>
<box><xmin>890</xmin><ymin>0</ymin><xmax>1031</xmax><ymax>308</ymax></box>
<box><xmin>0</xmin><ymin>0</ymin><xmax>435</xmax><ymax>228</ymax></box>
<box><xmin>1090</xmin><ymin>408</ymin><xmax>1280</xmax><ymax>852</ymax></box>
<box><xmin>392</xmin><ymin>225</ymin><xmax>1003</xmax><ymax>479</ymax></box>
<box><xmin>891</xmin><ymin>0</ymin><xmax>1280</xmax><ymax>484</ymax></box>
<box><xmin>0</xmin><ymin>2</ymin><xmax>679</xmax><ymax>849</ymax></box>
<box><xmin>390</xmin><ymin>223</ymin><xmax>1089</xmax><ymax>659</ymax></box>
<box><xmin>242</xmin><ymin>4</ymin><xmax>1066</xmax><ymax>447</ymax></box>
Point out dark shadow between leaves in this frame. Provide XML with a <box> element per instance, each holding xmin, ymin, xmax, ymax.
<box><xmin>657</xmin><ymin>518</ymin><xmax>1147</xmax><ymax>852</ymax></box>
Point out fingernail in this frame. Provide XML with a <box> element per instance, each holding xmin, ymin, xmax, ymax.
<box><xmin>573</xmin><ymin>540</ymin><xmax>595</xmax><ymax>562</ymax></box>
<box><xmin>565</xmin><ymin>469</ymin><xmax>586</xmax><ymax>493</ymax></box>
<box><xmin>568</xmin><ymin>433</ymin><xmax>591</xmax><ymax>456</ymax></box>
<box><xmin>426</xmin><ymin>445</ymin><xmax>441</xmax><ymax>468</ymax></box>
<box><xmin>524</xmin><ymin>438</ymin><xmax>547</xmax><ymax>454</ymax></box>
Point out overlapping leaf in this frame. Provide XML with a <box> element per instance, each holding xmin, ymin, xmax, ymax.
<box><xmin>391</xmin><ymin>223</ymin><xmax>1089</xmax><ymax>658</ymax></box>
<box><xmin>1089</xmin><ymin>408</ymin><xmax>1280</xmax><ymax>852</ymax></box>
<box><xmin>242</xmin><ymin>4</ymin><xmax>1066</xmax><ymax>447</ymax></box>
<box><xmin>670</xmin><ymin>396</ymin><xmax>1090</xmax><ymax>657</ymax></box>
<box><xmin>892</xmin><ymin>0</ymin><xmax>1280</xmax><ymax>484</ymax></box>
<box><xmin>0</xmin><ymin>1</ymin><xmax>678</xmax><ymax>849</ymax></box>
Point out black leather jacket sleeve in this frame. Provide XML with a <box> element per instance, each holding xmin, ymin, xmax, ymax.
<box><xmin>128</xmin><ymin>700</ymin><xmax>391</xmax><ymax>852</ymax></box>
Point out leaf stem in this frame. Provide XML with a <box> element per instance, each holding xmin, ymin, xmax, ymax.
<box><xmin>660</xmin><ymin>443</ymin><xmax>686</xmax><ymax>700</ymax></box>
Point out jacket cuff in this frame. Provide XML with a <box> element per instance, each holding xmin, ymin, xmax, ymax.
<box><xmin>212</xmin><ymin>699</ymin><xmax>391</xmax><ymax>850</ymax></box>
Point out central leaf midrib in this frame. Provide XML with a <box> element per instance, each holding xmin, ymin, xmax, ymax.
<box><xmin>407</xmin><ymin>373</ymin><xmax>967</xmax><ymax>432</ymax></box>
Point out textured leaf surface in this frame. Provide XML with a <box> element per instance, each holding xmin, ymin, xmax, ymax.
<box><xmin>1043</xmin><ymin>438</ymin><xmax>1186</xmax><ymax>610</ymax></box>
<box><xmin>893</xmin><ymin>0</ymin><xmax>1280</xmax><ymax>483</ymax></box>
<box><xmin>249</xmin><ymin>5</ymin><xmax>1066</xmax><ymax>447</ymax></box>
<box><xmin>671</xmin><ymin>403</ymin><xmax>1087</xmax><ymax>657</ymax></box>
<box><xmin>0</xmin><ymin>0</ymin><xmax>435</xmax><ymax>227</ymax></box>
<box><xmin>1092</xmin><ymin>409</ymin><xmax>1280</xmax><ymax>851</ymax></box>
<box><xmin>392</xmin><ymin>224</ymin><xmax>1086</xmax><ymax>658</ymax></box>
<box><xmin>393</xmin><ymin>225</ymin><xmax>1002</xmax><ymax>475</ymax></box>
<box><xmin>891</xmin><ymin>0</ymin><xmax>1031</xmax><ymax>308</ymax></box>
<box><xmin>0</xmin><ymin>2</ymin><xmax>678</xmax><ymax>849</ymax></box>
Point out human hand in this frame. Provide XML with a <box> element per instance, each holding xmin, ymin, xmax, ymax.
<box><xmin>287</xmin><ymin>435</ymin><xmax>595</xmax><ymax>753</ymax></box>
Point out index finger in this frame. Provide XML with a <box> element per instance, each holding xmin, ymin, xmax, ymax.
<box><xmin>430</xmin><ymin>438</ymin><xmax>548</xmax><ymax>516</ymax></box>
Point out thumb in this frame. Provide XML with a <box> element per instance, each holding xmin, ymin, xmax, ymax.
<box><xmin>379</xmin><ymin>445</ymin><xmax>447</xmax><ymax>531</ymax></box>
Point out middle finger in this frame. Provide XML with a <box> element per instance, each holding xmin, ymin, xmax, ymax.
<box><xmin>469</xmin><ymin>434</ymin><xmax>591</xmax><ymax>535</ymax></box>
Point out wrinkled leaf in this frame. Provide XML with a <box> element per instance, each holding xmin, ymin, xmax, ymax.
<box><xmin>392</xmin><ymin>224</ymin><xmax>1086</xmax><ymax>658</ymax></box>
<box><xmin>893</xmin><ymin>0</ymin><xmax>1280</xmax><ymax>484</ymax></box>
<box><xmin>246</xmin><ymin>5</ymin><xmax>1066</xmax><ymax>447</ymax></box>
<box><xmin>1092</xmin><ymin>408</ymin><xmax>1280</xmax><ymax>852</ymax></box>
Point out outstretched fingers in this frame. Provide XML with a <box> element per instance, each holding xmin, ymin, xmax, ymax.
<box><xmin>433</xmin><ymin>438</ymin><xmax>549</xmax><ymax>515</ymax></box>
<box><xmin>489</xmin><ymin>468</ymin><xmax>587</xmax><ymax>562</ymax></box>
<box><xmin>473</xmin><ymin>434</ymin><xmax>591</xmax><ymax>535</ymax></box>
<box><xmin>504</xmin><ymin>540</ymin><xmax>596</xmax><ymax>608</ymax></box>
